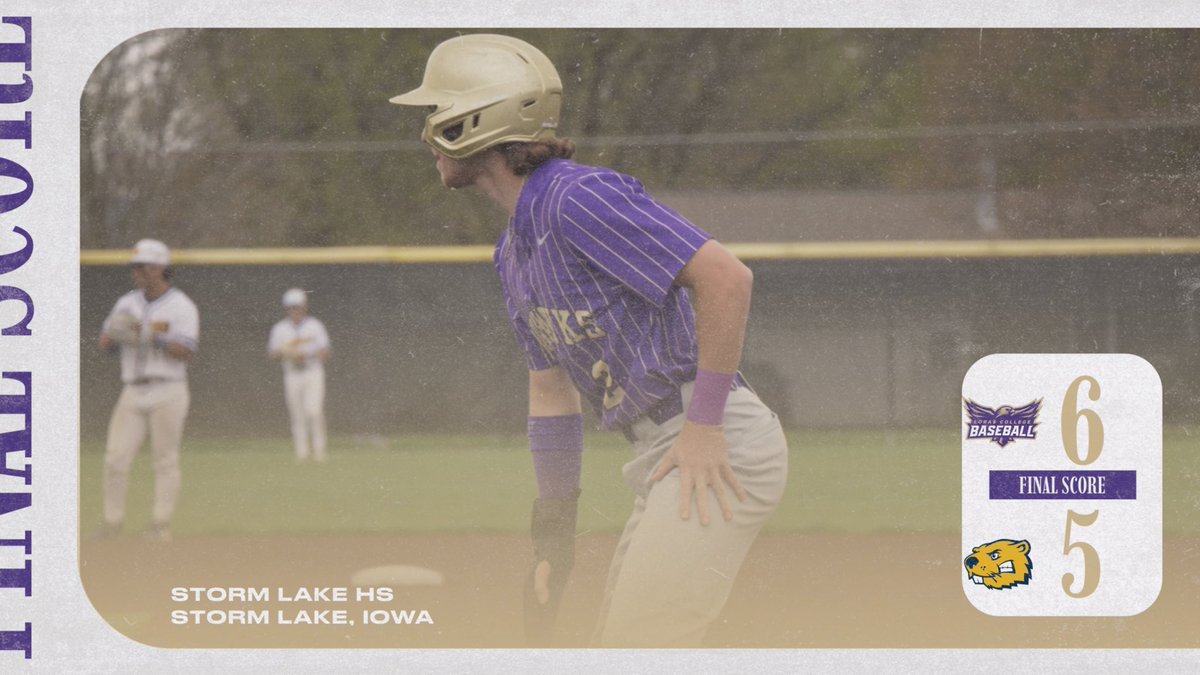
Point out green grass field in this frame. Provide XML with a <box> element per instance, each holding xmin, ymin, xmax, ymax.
<box><xmin>79</xmin><ymin>428</ymin><xmax>1200</xmax><ymax>537</ymax></box>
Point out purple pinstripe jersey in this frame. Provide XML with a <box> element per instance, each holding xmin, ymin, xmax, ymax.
<box><xmin>494</xmin><ymin>159</ymin><xmax>712</xmax><ymax>430</ymax></box>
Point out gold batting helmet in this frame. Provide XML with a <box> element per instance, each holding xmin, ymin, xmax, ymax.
<box><xmin>391</xmin><ymin>34</ymin><xmax>563</xmax><ymax>159</ymax></box>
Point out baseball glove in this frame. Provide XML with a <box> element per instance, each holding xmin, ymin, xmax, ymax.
<box><xmin>283</xmin><ymin>338</ymin><xmax>310</xmax><ymax>365</ymax></box>
<box><xmin>105</xmin><ymin>311</ymin><xmax>142</xmax><ymax>347</ymax></box>
<box><xmin>523</xmin><ymin>489</ymin><xmax>580</xmax><ymax>646</ymax></box>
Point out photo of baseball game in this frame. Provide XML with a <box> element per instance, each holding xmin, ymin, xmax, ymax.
<box><xmin>78</xmin><ymin>28</ymin><xmax>1200</xmax><ymax>648</ymax></box>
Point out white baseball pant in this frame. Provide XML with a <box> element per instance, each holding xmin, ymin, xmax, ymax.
<box><xmin>284</xmin><ymin>365</ymin><xmax>327</xmax><ymax>461</ymax></box>
<box><xmin>103</xmin><ymin>380</ymin><xmax>190</xmax><ymax>527</ymax></box>
<box><xmin>592</xmin><ymin>382</ymin><xmax>789</xmax><ymax>647</ymax></box>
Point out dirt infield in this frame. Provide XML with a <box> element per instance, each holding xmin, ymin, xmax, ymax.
<box><xmin>79</xmin><ymin>532</ymin><xmax>1200</xmax><ymax>649</ymax></box>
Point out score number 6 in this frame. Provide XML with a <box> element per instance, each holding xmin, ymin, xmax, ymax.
<box><xmin>1061</xmin><ymin>375</ymin><xmax>1103</xmax><ymax>599</ymax></box>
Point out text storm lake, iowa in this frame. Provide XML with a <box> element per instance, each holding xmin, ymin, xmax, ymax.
<box><xmin>168</xmin><ymin>586</ymin><xmax>434</xmax><ymax>625</ymax></box>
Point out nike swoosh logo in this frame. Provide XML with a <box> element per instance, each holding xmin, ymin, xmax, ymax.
<box><xmin>536</xmin><ymin>232</ymin><xmax>551</xmax><ymax>246</ymax></box>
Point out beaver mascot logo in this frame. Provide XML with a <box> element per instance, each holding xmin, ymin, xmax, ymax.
<box><xmin>964</xmin><ymin>539</ymin><xmax>1032</xmax><ymax>589</ymax></box>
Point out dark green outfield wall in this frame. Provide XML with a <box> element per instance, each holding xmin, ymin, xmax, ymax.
<box><xmin>80</xmin><ymin>256</ymin><xmax>1200</xmax><ymax>438</ymax></box>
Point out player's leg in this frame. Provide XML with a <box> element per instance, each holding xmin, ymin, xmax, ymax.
<box><xmin>589</xmin><ymin>492</ymin><xmax>647</xmax><ymax>645</ymax></box>
<box><xmin>283</xmin><ymin>371</ymin><xmax>310</xmax><ymax>461</ymax></box>
<box><xmin>304</xmin><ymin>369</ymin><xmax>327</xmax><ymax>462</ymax></box>
<box><xmin>595</xmin><ymin>387</ymin><xmax>788</xmax><ymax>647</ymax></box>
<box><xmin>102</xmin><ymin>386</ymin><xmax>149</xmax><ymax>530</ymax></box>
<box><xmin>146</xmin><ymin>381</ymin><xmax>190</xmax><ymax>535</ymax></box>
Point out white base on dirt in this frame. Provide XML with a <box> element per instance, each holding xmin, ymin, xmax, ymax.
<box><xmin>351</xmin><ymin>565</ymin><xmax>444</xmax><ymax>587</ymax></box>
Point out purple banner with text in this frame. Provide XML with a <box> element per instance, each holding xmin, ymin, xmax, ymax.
<box><xmin>989</xmin><ymin>470</ymin><xmax>1137</xmax><ymax>500</ymax></box>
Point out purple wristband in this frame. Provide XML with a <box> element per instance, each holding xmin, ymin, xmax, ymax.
<box><xmin>528</xmin><ymin>414</ymin><xmax>584</xmax><ymax>498</ymax></box>
<box><xmin>686</xmin><ymin>368</ymin><xmax>736</xmax><ymax>426</ymax></box>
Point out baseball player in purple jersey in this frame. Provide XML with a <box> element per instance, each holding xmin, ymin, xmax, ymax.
<box><xmin>393</xmin><ymin>34</ymin><xmax>788</xmax><ymax>647</ymax></box>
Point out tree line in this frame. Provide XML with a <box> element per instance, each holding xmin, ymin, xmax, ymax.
<box><xmin>81</xmin><ymin>29</ymin><xmax>1200</xmax><ymax>248</ymax></box>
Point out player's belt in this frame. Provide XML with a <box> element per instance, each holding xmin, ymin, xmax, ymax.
<box><xmin>621</xmin><ymin>375</ymin><xmax>750</xmax><ymax>443</ymax></box>
<box><xmin>129</xmin><ymin>377</ymin><xmax>173</xmax><ymax>386</ymax></box>
<box><xmin>646</xmin><ymin>392</ymin><xmax>685</xmax><ymax>426</ymax></box>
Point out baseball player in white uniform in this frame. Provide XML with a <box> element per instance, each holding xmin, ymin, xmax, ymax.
<box><xmin>268</xmin><ymin>288</ymin><xmax>330</xmax><ymax>462</ymax></box>
<box><xmin>97</xmin><ymin>239</ymin><xmax>199</xmax><ymax>542</ymax></box>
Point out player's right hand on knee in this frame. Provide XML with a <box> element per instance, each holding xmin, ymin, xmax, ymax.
<box><xmin>523</xmin><ymin>490</ymin><xmax>579</xmax><ymax>646</ymax></box>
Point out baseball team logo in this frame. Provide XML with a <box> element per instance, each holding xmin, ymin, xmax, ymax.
<box><xmin>963</xmin><ymin>398</ymin><xmax>1042</xmax><ymax>447</ymax></box>
<box><xmin>964</xmin><ymin>539</ymin><xmax>1033</xmax><ymax>590</ymax></box>
<box><xmin>963</xmin><ymin>355</ymin><xmax>1162</xmax><ymax>616</ymax></box>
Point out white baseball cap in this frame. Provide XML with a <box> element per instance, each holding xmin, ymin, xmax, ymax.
<box><xmin>282</xmin><ymin>288</ymin><xmax>308</xmax><ymax>308</ymax></box>
<box><xmin>130</xmin><ymin>239</ymin><xmax>170</xmax><ymax>266</ymax></box>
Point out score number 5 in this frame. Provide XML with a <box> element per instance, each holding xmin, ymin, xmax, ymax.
<box><xmin>1061</xmin><ymin>375</ymin><xmax>1102</xmax><ymax>599</ymax></box>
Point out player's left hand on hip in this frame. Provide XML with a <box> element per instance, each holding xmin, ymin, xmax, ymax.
<box><xmin>651</xmin><ymin>421</ymin><xmax>748</xmax><ymax>525</ymax></box>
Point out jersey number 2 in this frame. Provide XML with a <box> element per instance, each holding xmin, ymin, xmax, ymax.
<box><xmin>590</xmin><ymin>360</ymin><xmax>626</xmax><ymax>410</ymax></box>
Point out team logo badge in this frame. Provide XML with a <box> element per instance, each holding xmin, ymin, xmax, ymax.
<box><xmin>964</xmin><ymin>539</ymin><xmax>1033</xmax><ymax>589</ymax></box>
<box><xmin>963</xmin><ymin>398</ymin><xmax>1042</xmax><ymax>447</ymax></box>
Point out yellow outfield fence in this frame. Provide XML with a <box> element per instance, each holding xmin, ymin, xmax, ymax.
<box><xmin>79</xmin><ymin>245</ymin><xmax>495</xmax><ymax>266</ymax></box>
<box><xmin>79</xmin><ymin>238</ymin><xmax>1200</xmax><ymax>266</ymax></box>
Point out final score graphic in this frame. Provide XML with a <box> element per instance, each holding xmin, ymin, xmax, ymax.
<box><xmin>961</xmin><ymin>354</ymin><xmax>1162</xmax><ymax>616</ymax></box>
